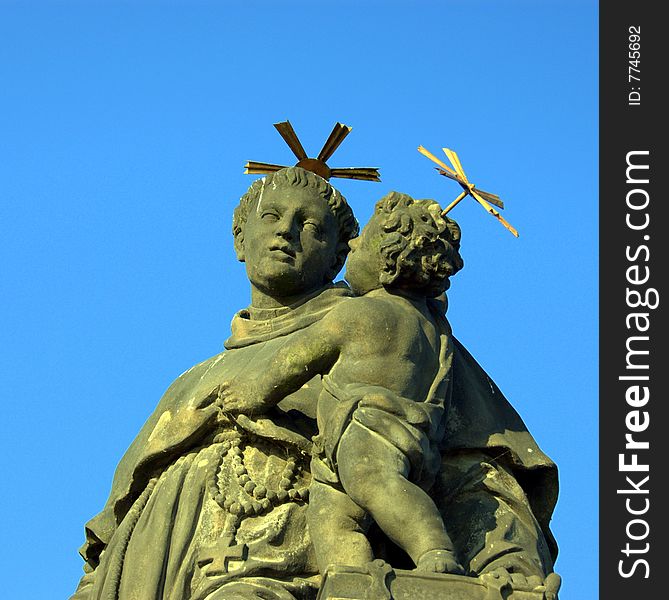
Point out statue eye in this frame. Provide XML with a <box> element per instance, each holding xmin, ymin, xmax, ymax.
<box><xmin>261</xmin><ymin>211</ymin><xmax>280</xmax><ymax>222</ymax></box>
<box><xmin>303</xmin><ymin>220</ymin><xmax>321</xmax><ymax>234</ymax></box>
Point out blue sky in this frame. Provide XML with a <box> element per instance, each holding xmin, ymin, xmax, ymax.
<box><xmin>0</xmin><ymin>1</ymin><xmax>598</xmax><ymax>598</ymax></box>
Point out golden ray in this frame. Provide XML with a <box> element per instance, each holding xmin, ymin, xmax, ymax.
<box><xmin>246</xmin><ymin>122</ymin><xmax>380</xmax><ymax>182</ymax></box>
<box><xmin>419</xmin><ymin>145</ymin><xmax>517</xmax><ymax>237</ymax></box>
<box><xmin>418</xmin><ymin>145</ymin><xmax>457</xmax><ymax>176</ymax></box>
<box><xmin>443</xmin><ymin>148</ymin><xmax>467</xmax><ymax>181</ymax></box>
<box><xmin>317</xmin><ymin>123</ymin><xmax>352</xmax><ymax>162</ymax></box>
<box><xmin>273</xmin><ymin>121</ymin><xmax>308</xmax><ymax>160</ymax></box>
<box><xmin>474</xmin><ymin>189</ymin><xmax>504</xmax><ymax>210</ymax></box>
<box><xmin>244</xmin><ymin>161</ymin><xmax>287</xmax><ymax>175</ymax></box>
<box><xmin>329</xmin><ymin>167</ymin><xmax>381</xmax><ymax>182</ymax></box>
<box><xmin>471</xmin><ymin>190</ymin><xmax>519</xmax><ymax>237</ymax></box>
<box><xmin>437</xmin><ymin>167</ymin><xmax>504</xmax><ymax>209</ymax></box>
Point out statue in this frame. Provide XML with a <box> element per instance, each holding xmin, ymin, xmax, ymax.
<box><xmin>71</xmin><ymin>130</ymin><xmax>560</xmax><ymax>600</ymax></box>
<box><xmin>222</xmin><ymin>191</ymin><xmax>466</xmax><ymax>576</ymax></box>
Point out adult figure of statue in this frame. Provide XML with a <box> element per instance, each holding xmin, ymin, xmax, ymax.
<box><xmin>71</xmin><ymin>166</ymin><xmax>558</xmax><ymax>600</ymax></box>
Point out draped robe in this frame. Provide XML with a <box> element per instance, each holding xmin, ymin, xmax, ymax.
<box><xmin>71</xmin><ymin>285</ymin><xmax>557</xmax><ymax>600</ymax></box>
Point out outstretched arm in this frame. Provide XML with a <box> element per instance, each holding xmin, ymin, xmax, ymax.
<box><xmin>221</xmin><ymin>316</ymin><xmax>342</xmax><ymax>415</ymax></box>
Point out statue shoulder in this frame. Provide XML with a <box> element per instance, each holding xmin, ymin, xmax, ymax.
<box><xmin>326</xmin><ymin>293</ymin><xmax>412</xmax><ymax>338</ymax></box>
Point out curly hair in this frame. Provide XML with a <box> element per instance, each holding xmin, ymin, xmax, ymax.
<box><xmin>374</xmin><ymin>191</ymin><xmax>464</xmax><ymax>297</ymax></box>
<box><xmin>232</xmin><ymin>167</ymin><xmax>359</xmax><ymax>279</ymax></box>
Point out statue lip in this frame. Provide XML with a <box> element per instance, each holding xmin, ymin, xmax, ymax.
<box><xmin>268</xmin><ymin>243</ymin><xmax>297</xmax><ymax>260</ymax></box>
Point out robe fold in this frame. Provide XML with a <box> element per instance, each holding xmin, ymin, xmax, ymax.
<box><xmin>72</xmin><ymin>284</ymin><xmax>557</xmax><ymax>600</ymax></box>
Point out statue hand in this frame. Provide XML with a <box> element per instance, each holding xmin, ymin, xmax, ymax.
<box><xmin>217</xmin><ymin>380</ymin><xmax>267</xmax><ymax>415</ymax></box>
<box><xmin>480</xmin><ymin>569</ymin><xmax>561</xmax><ymax>599</ymax></box>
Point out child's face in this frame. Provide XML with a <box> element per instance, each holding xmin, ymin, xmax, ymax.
<box><xmin>344</xmin><ymin>215</ymin><xmax>383</xmax><ymax>295</ymax></box>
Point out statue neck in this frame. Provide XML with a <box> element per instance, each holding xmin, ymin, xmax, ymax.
<box><xmin>249</xmin><ymin>282</ymin><xmax>327</xmax><ymax>311</ymax></box>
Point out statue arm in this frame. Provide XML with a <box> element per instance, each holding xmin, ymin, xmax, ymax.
<box><xmin>220</xmin><ymin>298</ymin><xmax>403</xmax><ymax>415</ymax></box>
<box><xmin>243</xmin><ymin>298</ymin><xmax>400</xmax><ymax>403</ymax></box>
<box><xmin>221</xmin><ymin>316</ymin><xmax>342</xmax><ymax>415</ymax></box>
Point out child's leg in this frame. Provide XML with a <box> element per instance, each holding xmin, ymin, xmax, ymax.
<box><xmin>307</xmin><ymin>478</ymin><xmax>374</xmax><ymax>574</ymax></box>
<box><xmin>336</xmin><ymin>419</ymin><xmax>463</xmax><ymax>573</ymax></box>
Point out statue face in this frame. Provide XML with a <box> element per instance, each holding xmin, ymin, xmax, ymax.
<box><xmin>239</xmin><ymin>183</ymin><xmax>340</xmax><ymax>299</ymax></box>
<box><xmin>345</xmin><ymin>215</ymin><xmax>382</xmax><ymax>295</ymax></box>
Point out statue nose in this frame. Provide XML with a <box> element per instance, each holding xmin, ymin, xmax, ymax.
<box><xmin>275</xmin><ymin>218</ymin><xmax>297</xmax><ymax>241</ymax></box>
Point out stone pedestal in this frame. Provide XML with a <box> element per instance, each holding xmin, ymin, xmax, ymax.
<box><xmin>317</xmin><ymin>561</ymin><xmax>559</xmax><ymax>600</ymax></box>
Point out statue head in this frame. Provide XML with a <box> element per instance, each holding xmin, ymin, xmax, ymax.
<box><xmin>345</xmin><ymin>191</ymin><xmax>463</xmax><ymax>297</ymax></box>
<box><xmin>233</xmin><ymin>167</ymin><xmax>359</xmax><ymax>303</ymax></box>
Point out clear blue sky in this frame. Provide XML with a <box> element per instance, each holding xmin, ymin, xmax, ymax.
<box><xmin>0</xmin><ymin>1</ymin><xmax>597</xmax><ymax>598</ymax></box>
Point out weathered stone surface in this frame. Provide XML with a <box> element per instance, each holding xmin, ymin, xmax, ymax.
<box><xmin>317</xmin><ymin>560</ymin><xmax>560</xmax><ymax>600</ymax></box>
<box><xmin>71</xmin><ymin>166</ymin><xmax>559</xmax><ymax>600</ymax></box>
<box><xmin>317</xmin><ymin>562</ymin><xmax>561</xmax><ymax>600</ymax></box>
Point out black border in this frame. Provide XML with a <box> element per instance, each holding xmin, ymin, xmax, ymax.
<box><xmin>599</xmin><ymin>2</ymin><xmax>667</xmax><ymax>596</ymax></box>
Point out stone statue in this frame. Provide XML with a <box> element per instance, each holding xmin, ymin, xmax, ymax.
<box><xmin>222</xmin><ymin>191</ymin><xmax>466</xmax><ymax>576</ymax></box>
<box><xmin>71</xmin><ymin>166</ymin><xmax>559</xmax><ymax>600</ymax></box>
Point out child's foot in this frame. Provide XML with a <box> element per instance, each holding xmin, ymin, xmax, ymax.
<box><xmin>416</xmin><ymin>549</ymin><xmax>465</xmax><ymax>575</ymax></box>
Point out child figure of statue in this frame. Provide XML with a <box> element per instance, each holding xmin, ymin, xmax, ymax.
<box><xmin>221</xmin><ymin>191</ymin><xmax>465</xmax><ymax>576</ymax></box>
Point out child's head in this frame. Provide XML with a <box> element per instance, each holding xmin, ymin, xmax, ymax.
<box><xmin>345</xmin><ymin>191</ymin><xmax>463</xmax><ymax>296</ymax></box>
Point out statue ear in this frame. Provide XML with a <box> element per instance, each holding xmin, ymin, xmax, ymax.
<box><xmin>378</xmin><ymin>270</ymin><xmax>397</xmax><ymax>286</ymax></box>
<box><xmin>233</xmin><ymin>232</ymin><xmax>245</xmax><ymax>262</ymax></box>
